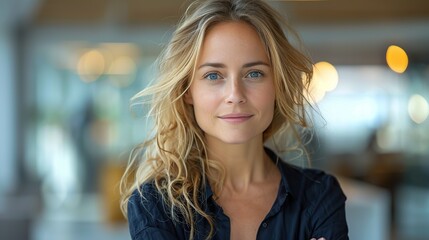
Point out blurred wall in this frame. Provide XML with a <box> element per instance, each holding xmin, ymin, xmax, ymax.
<box><xmin>0</xmin><ymin>21</ymin><xmax>17</xmax><ymax>195</ymax></box>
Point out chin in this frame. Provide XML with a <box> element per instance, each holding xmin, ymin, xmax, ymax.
<box><xmin>215</xmin><ymin>134</ymin><xmax>262</xmax><ymax>145</ymax></box>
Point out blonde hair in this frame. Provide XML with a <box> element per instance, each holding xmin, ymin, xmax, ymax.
<box><xmin>120</xmin><ymin>0</ymin><xmax>313</xmax><ymax>239</ymax></box>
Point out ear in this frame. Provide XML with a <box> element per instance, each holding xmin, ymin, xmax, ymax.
<box><xmin>184</xmin><ymin>90</ymin><xmax>193</xmax><ymax>105</ymax></box>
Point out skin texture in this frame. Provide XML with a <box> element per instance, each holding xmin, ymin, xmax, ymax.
<box><xmin>186</xmin><ymin>21</ymin><xmax>276</xmax><ymax>147</ymax></box>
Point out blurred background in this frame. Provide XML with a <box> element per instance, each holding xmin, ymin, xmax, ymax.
<box><xmin>1</xmin><ymin>0</ymin><xmax>429</xmax><ymax>239</ymax></box>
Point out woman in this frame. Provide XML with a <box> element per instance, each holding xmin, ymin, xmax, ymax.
<box><xmin>120</xmin><ymin>0</ymin><xmax>349</xmax><ymax>239</ymax></box>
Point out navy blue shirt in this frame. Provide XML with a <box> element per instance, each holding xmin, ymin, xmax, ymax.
<box><xmin>127</xmin><ymin>148</ymin><xmax>349</xmax><ymax>239</ymax></box>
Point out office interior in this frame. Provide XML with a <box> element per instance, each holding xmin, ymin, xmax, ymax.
<box><xmin>1</xmin><ymin>0</ymin><xmax>429</xmax><ymax>239</ymax></box>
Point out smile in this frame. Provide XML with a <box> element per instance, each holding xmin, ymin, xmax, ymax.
<box><xmin>218</xmin><ymin>113</ymin><xmax>253</xmax><ymax>123</ymax></box>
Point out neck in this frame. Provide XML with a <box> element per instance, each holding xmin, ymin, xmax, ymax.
<box><xmin>206</xmin><ymin>136</ymin><xmax>273</xmax><ymax>193</ymax></box>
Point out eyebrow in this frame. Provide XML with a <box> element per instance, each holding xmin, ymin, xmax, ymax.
<box><xmin>197</xmin><ymin>61</ymin><xmax>270</xmax><ymax>69</ymax></box>
<box><xmin>243</xmin><ymin>61</ymin><xmax>270</xmax><ymax>68</ymax></box>
<box><xmin>198</xmin><ymin>63</ymin><xmax>226</xmax><ymax>69</ymax></box>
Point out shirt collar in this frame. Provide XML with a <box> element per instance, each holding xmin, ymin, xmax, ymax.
<box><xmin>264</xmin><ymin>147</ymin><xmax>300</xmax><ymax>199</ymax></box>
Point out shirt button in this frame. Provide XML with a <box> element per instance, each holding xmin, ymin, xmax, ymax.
<box><xmin>262</xmin><ymin>222</ymin><xmax>268</xmax><ymax>228</ymax></box>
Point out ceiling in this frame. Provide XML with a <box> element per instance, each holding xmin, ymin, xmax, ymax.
<box><xmin>31</xmin><ymin>0</ymin><xmax>429</xmax><ymax>25</ymax></box>
<box><xmin>5</xmin><ymin>0</ymin><xmax>429</xmax><ymax>65</ymax></box>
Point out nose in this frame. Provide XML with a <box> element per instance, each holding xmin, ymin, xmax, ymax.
<box><xmin>225</xmin><ymin>78</ymin><xmax>246</xmax><ymax>104</ymax></box>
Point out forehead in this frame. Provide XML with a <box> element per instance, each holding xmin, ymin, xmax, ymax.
<box><xmin>197</xmin><ymin>21</ymin><xmax>269</xmax><ymax>65</ymax></box>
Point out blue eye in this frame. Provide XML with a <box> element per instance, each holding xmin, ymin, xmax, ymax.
<box><xmin>205</xmin><ymin>72</ymin><xmax>220</xmax><ymax>81</ymax></box>
<box><xmin>247</xmin><ymin>71</ymin><xmax>263</xmax><ymax>78</ymax></box>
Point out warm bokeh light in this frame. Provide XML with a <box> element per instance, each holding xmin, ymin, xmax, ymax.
<box><xmin>304</xmin><ymin>61</ymin><xmax>339</xmax><ymax>103</ymax></box>
<box><xmin>408</xmin><ymin>94</ymin><xmax>429</xmax><ymax>124</ymax></box>
<box><xmin>77</xmin><ymin>49</ymin><xmax>106</xmax><ymax>82</ymax></box>
<box><xmin>386</xmin><ymin>45</ymin><xmax>408</xmax><ymax>74</ymax></box>
<box><xmin>313</xmin><ymin>61</ymin><xmax>339</xmax><ymax>91</ymax></box>
<box><xmin>108</xmin><ymin>56</ymin><xmax>136</xmax><ymax>75</ymax></box>
<box><xmin>108</xmin><ymin>56</ymin><xmax>137</xmax><ymax>87</ymax></box>
<box><xmin>304</xmin><ymin>81</ymin><xmax>326</xmax><ymax>104</ymax></box>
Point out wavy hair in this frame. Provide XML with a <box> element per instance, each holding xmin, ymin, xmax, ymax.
<box><xmin>120</xmin><ymin>0</ymin><xmax>313</xmax><ymax>239</ymax></box>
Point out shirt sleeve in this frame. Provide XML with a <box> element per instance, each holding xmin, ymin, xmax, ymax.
<box><xmin>127</xmin><ymin>184</ymin><xmax>182</xmax><ymax>240</ymax></box>
<box><xmin>308</xmin><ymin>174</ymin><xmax>349</xmax><ymax>240</ymax></box>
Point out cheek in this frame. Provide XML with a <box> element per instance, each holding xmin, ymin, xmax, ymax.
<box><xmin>190</xmin><ymin>89</ymin><xmax>216</xmax><ymax>118</ymax></box>
<box><xmin>256</xmin><ymin>86</ymin><xmax>276</xmax><ymax>108</ymax></box>
<box><xmin>264</xmin><ymin>100</ymin><xmax>276</xmax><ymax>123</ymax></box>
<box><xmin>257</xmin><ymin>88</ymin><xmax>276</xmax><ymax>123</ymax></box>
<box><xmin>191</xmin><ymin>85</ymin><xmax>221</xmax><ymax>108</ymax></box>
<box><xmin>193</xmin><ymin>95</ymin><xmax>217</xmax><ymax>117</ymax></box>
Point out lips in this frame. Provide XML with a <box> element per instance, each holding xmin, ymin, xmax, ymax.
<box><xmin>218</xmin><ymin>113</ymin><xmax>253</xmax><ymax>123</ymax></box>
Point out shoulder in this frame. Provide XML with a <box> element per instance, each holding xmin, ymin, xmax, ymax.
<box><xmin>280</xmin><ymin>162</ymin><xmax>349</xmax><ymax>237</ymax></box>
<box><xmin>128</xmin><ymin>182</ymin><xmax>164</xmax><ymax>215</ymax></box>
<box><xmin>280</xmin><ymin>161</ymin><xmax>346</xmax><ymax>202</ymax></box>
<box><xmin>293</xmin><ymin>163</ymin><xmax>342</xmax><ymax>190</ymax></box>
<box><xmin>128</xmin><ymin>182</ymin><xmax>164</xmax><ymax>206</ymax></box>
<box><xmin>265</xmin><ymin>147</ymin><xmax>344</xmax><ymax>198</ymax></box>
<box><xmin>266</xmin><ymin>148</ymin><xmax>348</xmax><ymax>238</ymax></box>
<box><xmin>280</xmin><ymin>162</ymin><xmax>347</xmax><ymax>226</ymax></box>
<box><xmin>127</xmin><ymin>182</ymin><xmax>176</xmax><ymax>238</ymax></box>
